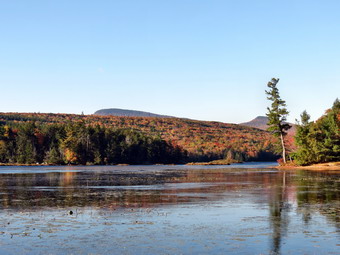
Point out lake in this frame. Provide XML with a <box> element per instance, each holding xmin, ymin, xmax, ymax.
<box><xmin>0</xmin><ymin>163</ymin><xmax>339</xmax><ymax>254</ymax></box>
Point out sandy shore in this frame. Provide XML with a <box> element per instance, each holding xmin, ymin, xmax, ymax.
<box><xmin>276</xmin><ymin>162</ymin><xmax>340</xmax><ymax>171</ymax></box>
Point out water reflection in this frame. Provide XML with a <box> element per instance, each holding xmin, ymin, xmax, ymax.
<box><xmin>0</xmin><ymin>166</ymin><xmax>339</xmax><ymax>254</ymax></box>
<box><xmin>0</xmin><ymin>168</ymin><xmax>338</xmax><ymax>209</ymax></box>
<box><xmin>295</xmin><ymin>170</ymin><xmax>340</xmax><ymax>233</ymax></box>
<box><xmin>268</xmin><ymin>171</ymin><xmax>290</xmax><ymax>255</ymax></box>
<box><xmin>0</xmin><ymin>169</ymin><xmax>284</xmax><ymax>209</ymax></box>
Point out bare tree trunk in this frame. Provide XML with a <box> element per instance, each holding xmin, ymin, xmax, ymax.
<box><xmin>280</xmin><ymin>132</ymin><xmax>286</xmax><ymax>164</ymax></box>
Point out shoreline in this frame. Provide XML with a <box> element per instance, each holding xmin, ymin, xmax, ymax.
<box><xmin>2</xmin><ymin>161</ymin><xmax>339</xmax><ymax>170</ymax></box>
<box><xmin>0</xmin><ymin>162</ymin><xmax>232</xmax><ymax>167</ymax></box>
<box><xmin>276</xmin><ymin>162</ymin><xmax>340</xmax><ymax>171</ymax></box>
<box><xmin>186</xmin><ymin>159</ymin><xmax>233</xmax><ymax>166</ymax></box>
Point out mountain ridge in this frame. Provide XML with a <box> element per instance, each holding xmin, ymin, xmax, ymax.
<box><xmin>94</xmin><ymin>108</ymin><xmax>173</xmax><ymax>118</ymax></box>
<box><xmin>241</xmin><ymin>116</ymin><xmax>296</xmax><ymax>135</ymax></box>
<box><xmin>240</xmin><ymin>116</ymin><xmax>269</xmax><ymax>130</ymax></box>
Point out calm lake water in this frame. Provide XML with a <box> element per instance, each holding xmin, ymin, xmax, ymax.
<box><xmin>0</xmin><ymin>163</ymin><xmax>339</xmax><ymax>254</ymax></box>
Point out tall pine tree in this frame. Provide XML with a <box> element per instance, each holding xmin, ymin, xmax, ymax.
<box><xmin>265</xmin><ymin>78</ymin><xmax>291</xmax><ymax>164</ymax></box>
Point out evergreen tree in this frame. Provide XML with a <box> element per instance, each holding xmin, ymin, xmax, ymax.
<box><xmin>265</xmin><ymin>78</ymin><xmax>291</xmax><ymax>164</ymax></box>
<box><xmin>0</xmin><ymin>125</ymin><xmax>7</xmax><ymax>162</ymax></box>
<box><xmin>294</xmin><ymin>111</ymin><xmax>315</xmax><ymax>165</ymax></box>
<box><xmin>316</xmin><ymin>107</ymin><xmax>340</xmax><ymax>162</ymax></box>
<box><xmin>41</xmin><ymin>124</ymin><xmax>65</xmax><ymax>164</ymax></box>
<box><xmin>332</xmin><ymin>98</ymin><xmax>340</xmax><ymax>111</ymax></box>
<box><xmin>16</xmin><ymin>122</ymin><xmax>38</xmax><ymax>164</ymax></box>
<box><xmin>1</xmin><ymin>126</ymin><xmax>17</xmax><ymax>163</ymax></box>
<box><xmin>45</xmin><ymin>146</ymin><xmax>63</xmax><ymax>164</ymax></box>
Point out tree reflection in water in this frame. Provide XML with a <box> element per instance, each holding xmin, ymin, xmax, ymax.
<box><xmin>268</xmin><ymin>171</ymin><xmax>290</xmax><ymax>255</ymax></box>
<box><xmin>295</xmin><ymin>170</ymin><xmax>340</xmax><ymax>233</ymax></box>
<box><xmin>268</xmin><ymin>170</ymin><xmax>339</xmax><ymax>254</ymax></box>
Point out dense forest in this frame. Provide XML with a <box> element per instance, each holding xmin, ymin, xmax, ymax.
<box><xmin>0</xmin><ymin>122</ymin><xmax>186</xmax><ymax>165</ymax></box>
<box><xmin>294</xmin><ymin>99</ymin><xmax>340</xmax><ymax>165</ymax></box>
<box><xmin>0</xmin><ymin>113</ymin><xmax>278</xmax><ymax>165</ymax></box>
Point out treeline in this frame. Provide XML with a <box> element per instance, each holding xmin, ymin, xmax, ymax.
<box><xmin>0</xmin><ymin>112</ymin><xmax>278</xmax><ymax>162</ymax></box>
<box><xmin>294</xmin><ymin>99</ymin><xmax>340</xmax><ymax>165</ymax></box>
<box><xmin>0</xmin><ymin>122</ymin><xmax>187</xmax><ymax>165</ymax></box>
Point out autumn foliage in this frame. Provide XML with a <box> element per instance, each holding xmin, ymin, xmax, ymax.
<box><xmin>0</xmin><ymin>112</ymin><xmax>278</xmax><ymax>164</ymax></box>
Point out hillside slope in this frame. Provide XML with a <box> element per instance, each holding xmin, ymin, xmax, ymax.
<box><xmin>0</xmin><ymin>112</ymin><xmax>278</xmax><ymax>161</ymax></box>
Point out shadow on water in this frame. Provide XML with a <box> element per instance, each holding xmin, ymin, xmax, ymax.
<box><xmin>0</xmin><ymin>164</ymin><xmax>339</xmax><ymax>254</ymax></box>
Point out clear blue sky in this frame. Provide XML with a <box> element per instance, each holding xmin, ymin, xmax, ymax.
<box><xmin>1</xmin><ymin>0</ymin><xmax>339</xmax><ymax>123</ymax></box>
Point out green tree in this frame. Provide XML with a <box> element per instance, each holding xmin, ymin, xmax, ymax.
<box><xmin>16</xmin><ymin>122</ymin><xmax>38</xmax><ymax>164</ymax></box>
<box><xmin>0</xmin><ymin>125</ymin><xmax>7</xmax><ymax>162</ymax></box>
<box><xmin>61</xmin><ymin>122</ymin><xmax>91</xmax><ymax>164</ymax></box>
<box><xmin>332</xmin><ymin>97</ymin><xmax>340</xmax><ymax>111</ymax></box>
<box><xmin>294</xmin><ymin>111</ymin><xmax>315</xmax><ymax>165</ymax></box>
<box><xmin>1</xmin><ymin>126</ymin><xmax>17</xmax><ymax>163</ymax></box>
<box><xmin>41</xmin><ymin>124</ymin><xmax>65</xmax><ymax>164</ymax></box>
<box><xmin>315</xmin><ymin>106</ymin><xmax>340</xmax><ymax>162</ymax></box>
<box><xmin>265</xmin><ymin>78</ymin><xmax>291</xmax><ymax>164</ymax></box>
<box><xmin>45</xmin><ymin>146</ymin><xmax>63</xmax><ymax>164</ymax></box>
<box><xmin>89</xmin><ymin>125</ymin><xmax>106</xmax><ymax>165</ymax></box>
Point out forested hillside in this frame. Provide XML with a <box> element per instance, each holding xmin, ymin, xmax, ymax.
<box><xmin>0</xmin><ymin>112</ymin><xmax>278</xmax><ymax>164</ymax></box>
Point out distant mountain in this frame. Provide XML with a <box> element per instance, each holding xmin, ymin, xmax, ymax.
<box><xmin>94</xmin><ymin>108</ymin><xmax>173</xmax><ymax>118</ymax></box>
<box><xmin>241</xmin><ymin>116</ymin><xmax>296</xmax><ymax>135</ymax></box>
<box><xmin>240</xmin><ymin>116</ymin><xmax>269</xmax><ymax>130</ymax></box>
